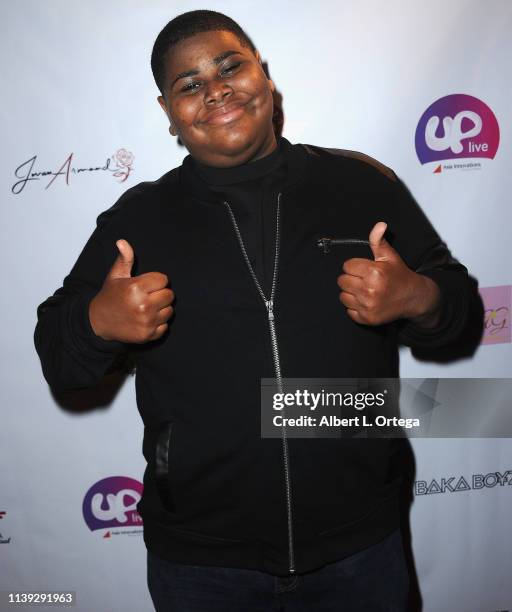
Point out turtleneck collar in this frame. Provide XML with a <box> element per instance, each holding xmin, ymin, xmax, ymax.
<box><xmin>189</xmin><ymin>138</ymin><xmax>283</xmax><ymax>186</ymax></box>
<box><xmin>179</xmin><ymin>136</ymin><xmax>310</xmax><ymax>203</ymax></box>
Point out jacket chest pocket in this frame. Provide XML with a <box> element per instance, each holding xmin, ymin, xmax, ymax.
<box><xmin>316</xmin><ymin>237</ymin><xmax>372</xmax><ymax>257</ymax></box>
<box><xmin>312</xmin><ymin>236</ymin><xmax>374</xmax><ymax>280</ymax></box>
<box><xmin>278</xmin><ymin>235</ymin><xmax>375</xmax><ymax>307</ymax></box>
<box><xmin>291</xmin><ymin>235</ymin><xmax>373</xmax><ymax>281</ymax></box>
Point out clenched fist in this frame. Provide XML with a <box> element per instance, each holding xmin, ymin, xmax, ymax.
<box><xmin>337</xmin><ymin>222</ymin><xmax>441</xmax><ymax>327</ymax></box>
<box><xmin>89</xmin><ymin>239</ymin><xmax>174</xmax><ymax>343</ymax></box>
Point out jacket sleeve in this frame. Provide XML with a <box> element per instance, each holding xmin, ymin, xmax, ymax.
<box><xmin>378</xmin><ymin>174</ymin><xmax>483</xmax><ymax>350</ymax></box>
<box><xmin>34</xmin><ymin>193</ymin><xmax>133</xmax><ymax>393</ymax></box>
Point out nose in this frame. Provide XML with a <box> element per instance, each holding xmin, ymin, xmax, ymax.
<box><xmin>204</xmin><ymin>79</ymin><xmax>233</xmax><ymax>105</ymax></box>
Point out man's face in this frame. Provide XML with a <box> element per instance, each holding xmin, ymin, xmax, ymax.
<box><xmin>157</xmin><ymin>30</ymin><xmax>276</xmax><ymax>167</ymax></box>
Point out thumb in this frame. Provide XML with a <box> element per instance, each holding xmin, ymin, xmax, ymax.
<box><xmin>108</xmin><ymin>239</ymin><xmax>134</xmax><ymax>279</ymax></box>
<box><xmin>369</xmin><ymin>222</ymin><xmax>396</xmax><ymax>262</ymax></box>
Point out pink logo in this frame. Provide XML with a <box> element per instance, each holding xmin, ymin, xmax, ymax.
<box><xmin>416</xmin><ymin>94</ymin><xmax>499</xmax><ymax>164</ymax></box>
<box><xmin>480</xmin><ymin>286</ymin><xmax>511</xmax><ymax>345</ymax></box>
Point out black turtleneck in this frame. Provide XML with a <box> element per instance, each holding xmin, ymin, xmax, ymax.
<box><xmin>183</xmin><ymin>138</ymin><xmax>288</xmax><ymax>297</ymax></box>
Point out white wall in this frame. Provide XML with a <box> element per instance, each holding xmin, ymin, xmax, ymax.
<box><xmin>1</xmin><ymin>1</ymin><xmax>511</xmax><ymax>610</ymax></box>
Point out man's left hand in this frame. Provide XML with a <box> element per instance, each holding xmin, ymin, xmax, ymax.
<box><xmin>337</xmin><ymin>222</ymin><xmax>442</xmax><ymax>326</ymax></box>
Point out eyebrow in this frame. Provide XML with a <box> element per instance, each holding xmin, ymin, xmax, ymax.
<box><xmin>170</xmin><ymin>50</ymin><xmax>243</xmax><ymax>90</ymax></box>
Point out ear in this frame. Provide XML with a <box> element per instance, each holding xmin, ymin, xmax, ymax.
<box><xmin>157</xmin><ymin>95</ymin><xmax>178</xmax><ymax>136</ymax></box>
<box><xmin>255</xmin><ymin>49</ymin><xmax>266</xmax><ymax>71</ymax></box>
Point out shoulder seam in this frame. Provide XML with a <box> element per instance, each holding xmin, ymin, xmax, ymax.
<box><xmin>300</xmin><ymin>143</ymin><xmax>397</xmax><ymax>182</ymax></box>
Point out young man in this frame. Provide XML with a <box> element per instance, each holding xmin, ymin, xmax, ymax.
<box><xmin>34</xmin><ymin>10</ymin><xmax>482</xmax><ymax>612</ymax></box>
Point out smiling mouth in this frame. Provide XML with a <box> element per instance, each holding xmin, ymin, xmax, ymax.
<box><xmin>203</xmin><ymin>103</ymin><xmax>247</xmax><ymax>126</ymax></box>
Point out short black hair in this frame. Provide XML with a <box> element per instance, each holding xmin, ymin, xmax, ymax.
<box><xmin>151</xmin><ymin>10</ymin><xmax>257</xmax><ymax>95</ymax></box>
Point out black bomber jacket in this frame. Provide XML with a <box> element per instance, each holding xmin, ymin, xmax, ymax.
<box><xmin>34</xmin><ymin>136</ymin><xmax>482</xmax><ymax>575</ymax></box>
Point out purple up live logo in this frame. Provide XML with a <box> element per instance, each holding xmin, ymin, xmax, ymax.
<box><xmin>415</xmin><ymin>94</ymin><xmax>499</xmax><ymax>164</ymax></box>
<box><xmin>82</xmin><ymin>476</ymin><xmax>143</xmax><ymax>532</ymax></box>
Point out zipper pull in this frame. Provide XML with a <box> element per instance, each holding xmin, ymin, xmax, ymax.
<box><xmin>317</xmin><ymin>237</ymin><xmax>332</xmax><ymax>254</ymax></box>
<box><xmin>266</xmin><ymin>300</ymin><xmax>274</xmax><ymax>321</ymax></box>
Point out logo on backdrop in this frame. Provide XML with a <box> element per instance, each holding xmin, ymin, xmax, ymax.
<box><xmin>82</xmin><ymin>476</ymin><xmax>143</xmax><ymax>538</ymax></box>
<box><xmin>415</xmin><ymin>469</ymin><xmax>512</xmax><ymax>495</ymax></box>
<box><xmin>415</xmin><ymin>94</ymin><xmax>499</xmax><ymax>172</ymax></box>
<box><xmin>11</xmin><ymin>148</ymin><xmax>135</xmax><ymax>195</ymax></box>
<box><xmin>480</xmin><ymin>286</ymin><xmax>511</xmax><ymax>345</ymax></box>
<box><xmin>0</xmin><ymin>510</ymin><xmax>11</xmax><ymax>544</ymax></box>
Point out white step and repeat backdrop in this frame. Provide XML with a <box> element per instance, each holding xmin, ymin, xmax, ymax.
<box><xmin>1</xmin><ymin>1</ymin><xmax>511</xmax><ymax>610</ymax></box>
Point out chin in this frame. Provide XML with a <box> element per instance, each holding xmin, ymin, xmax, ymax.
<box><xmin>184</xmin><ymin>115</ymin><xmax>274</xmax><ymax>166</ymax></box>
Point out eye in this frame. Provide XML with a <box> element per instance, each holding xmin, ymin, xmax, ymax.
<box><xmin>181</xmin><ymin>81</ymin><xmax>201</xmax><ymax>93</ymax></box>
<box><xmin>180</xmin><ymin>81</ymin><xmax>201</xmax><ymax>93</ymax></box>
<box><xmin>221</xmin><ymin>62</ymin><xmax>241</xmax><ymax>76</ymax></box>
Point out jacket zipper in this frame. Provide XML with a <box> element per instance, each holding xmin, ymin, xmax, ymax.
<box><xmin>223</xmin><ymin>193</ymin><xmax>296</xmax><ymax>574</ymax></box>
<box><xmin>317</xmin><ymin>237</ymin><xmax>370</xmax><ymax>254</ymax></box>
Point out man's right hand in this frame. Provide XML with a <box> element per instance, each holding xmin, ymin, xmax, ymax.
<box><xmin>88</xmin><ymin>239</ymin><xmax>174</xmax><ymax>343</ymax></box>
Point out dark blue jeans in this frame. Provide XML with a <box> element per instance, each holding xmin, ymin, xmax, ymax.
<box><xmin>147</xmin><ymin>528</ymin><xmax>409</xmax><ymax>611</ymax></box>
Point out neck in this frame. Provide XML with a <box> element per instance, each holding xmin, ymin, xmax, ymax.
<box><xmin>193</xmin><ymin>131</ymin><xmax>278</xmax><ymax>169</ymax></box>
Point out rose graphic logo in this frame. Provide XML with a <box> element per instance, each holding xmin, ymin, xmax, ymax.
<box><xmin>111</xmin><ymin>148</ymin><xmax>134</xmax><ymax>182</ymax></box>
<box><xmin>415</xmin><ymin>94</ymin><xmax>499</xmax><ymax>164</ymax></box>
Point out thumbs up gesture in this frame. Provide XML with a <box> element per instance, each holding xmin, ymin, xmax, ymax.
<box><xmin>337</xmin><ymin>222</ymin><xmax>441</xmax><ymax>326</ymax></box>
<box><xmin>88</xmin><ymin>239</ymin><xmax>174</xmax><ymax>343</ymax></box>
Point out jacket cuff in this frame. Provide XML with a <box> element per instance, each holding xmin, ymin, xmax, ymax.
<box><xmin>396</xmin><ymin>269</ymin><xmax>469</xmax><ymax>349</ymax></box>
<box><xmin>72</xmin><ymin>291</ymin><xmax>126</xmax><ymax>354</ymax></box>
